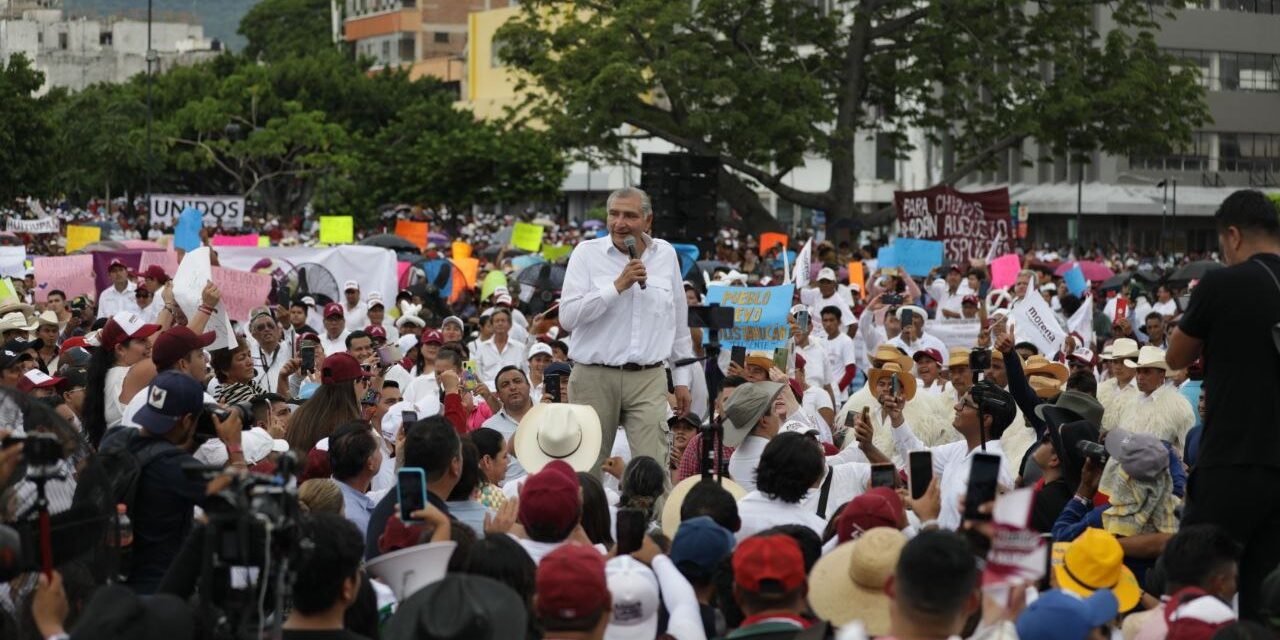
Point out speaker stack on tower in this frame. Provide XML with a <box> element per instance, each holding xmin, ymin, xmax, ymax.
<box><xmin>640</xmin><ymin>153</ymin><xmax>719</xmax><ymax>251</ymax></box>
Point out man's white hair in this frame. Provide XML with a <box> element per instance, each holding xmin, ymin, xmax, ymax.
<box><xmin>607</xmin><ymin>187</ymin><xmax>653</xmax><ymax>218</ymax></box>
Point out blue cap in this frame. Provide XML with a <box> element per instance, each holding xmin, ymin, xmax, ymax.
<box><xmin>1016</xmin><ymin>589</ymin><xmax>1119</xmax><ymax>640</ymax></box>
<box><xmin>669</xmin><ymin>516</ymin><xmax>735</xmax><ymax>580</ymax></box>
<box><xmin>134</xmin><ymin>370</ymin><xmax>206</xmax><ymax>435</ymax></box>
<box><xmin>545</xmin><ymin>362</ymin><xmax>573</xmax><ymax>377</ymax></box>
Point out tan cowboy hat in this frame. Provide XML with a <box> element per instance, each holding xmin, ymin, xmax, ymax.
<box><xmin>0</xmin><ymin>312</ymin><xmax>38</xmax><ymax>334</ymax></box>
<box><xmin>660</xmin><ymin>474</ymin><xmax>747</xmax><ymax>538</ymax></box>
<box><xmin>512</xmin><ymin>403</ymin><xmax>603</xmax><ymax>474</ymax></box>
<box><xmin>1109</xmin><ymin>338</ymin><xmax>1140</xmax><ymax>360</ymax></box>
<box><xmin>1028</xmin><ymin>375</ymin><xmax>1064</xmax><ymax>399</ymax></box>
<box><xmin>1024</xmin><ymin>355</ymin><xmax>1069</xmax><ymax>384</ymax></box>
<box><xmin>867</xmin><ymin>362</ymin><xmax>916</xmax><ymax>401</ymax></box>
<box><xmin>871</xmin><ymin>344</ymin><xmax>914</xmax><ymax>373</ymax></box>
<box><xmin>946</xmin><ymin>347</ymin><xmax>971</xmax><ymax>368</ymax></box>
<box><xmin>744</xmin><ymin>352</ymin><xmax>775</xmax><ymax>372</ymax></box>
<box><xmin>1124</xmin><ymin>345</ymin><xmax>1169</xmax><ymax>371</ymax></box>
<box><xmin>1099</xmin><ymin>344</ymin><xmax>1114</xmax><ymax>361</ymax></box>
<box><xmin>35</xmin><ymin>310</ymin><xmax>59</xmax><ymax>327</ymax></box>
<box><xmin>808</xmin><ymin>527</ymin><xmax>907</xmax><ymax>635</ymax></box>
<box><xmin>0</xmin><ymin>301</ymin><xmax>34</xmax><ymax>320</ymax></box>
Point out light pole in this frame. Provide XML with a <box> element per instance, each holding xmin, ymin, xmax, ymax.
<box><xmin>1157</xmin><ymin>178</ymin><xmax>1177</xmax><ymax>256</ymax></box>
<box><xmin>145</xmin><ymin>0</ymin><xmax>155</xmax><ymax>218</ymax></box>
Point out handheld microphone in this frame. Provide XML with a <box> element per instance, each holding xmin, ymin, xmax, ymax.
<box><xmin>623</xmin><ymin>236</ymin><xmax>646</xmax><ymax>290</ymax></box>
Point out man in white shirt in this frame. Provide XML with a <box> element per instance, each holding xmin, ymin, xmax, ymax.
<box><xmin>479</xmin><ymin>365</ymin><xmax>533</xmax><ymax>485</ymax></box>
<box><xmin>319</xmin><ymin>302</ymin><xmax>351</xmax><ymax>358</ymax></box>
<box><xmin>1113</xmin><ymin>345</ymin><xmax>1196</xmax><ymax>448</ymax></box>
<box><xmin>816</xmin><ymin>305</ymin><xmax>859</xmax><ymax>400</ymax></box>
<box><xmin>925</xmin><ymin>265</ymin><xmax>974</xmax><ymax>319</ymax></box>
<box><xmin>248</xmin><ymin>307</ymin><xmax>293</xmax><ymax>395</ymax></box>
<box><xmin>913</xmin><ymin>348</ymin><xmax>949</xmax><ymax>396</ymax></box>
<box><xmin>364</xmin><ymin>292</ymin><xmax>399</xmax><ymax>343</ymax></box>
<box><xmin>889</xmin><ymin>380</ymin><xmax>1017</xmax><ymax>530</ymax></box>
<box><xmin>97</xmin><ymin>259</ymin><xmax>140</xmax><ymax>319</ymax></box>
<box><xmin>559</xmin><ymin>187</ymin><xmax>695</xmax><ymax>475</ymax></box>
<box><xmin>474</xmin><ymin>308</ymin><xmax>527</xmax><ymax>388</ymax></box>
<box><xmin>722</xmin><ymin>381</ymin><xmax>786</xmax><ymax>492</ymax></box>
<box><xmin>887</xmin><ymin>306</ymin><xmax>948</xmax><ymax>359</ymax></box>
<box><xmin>341</xmin><ymin>280</ymin><xmax>368</xmax><ymax>330</ymax></box>
<box><xmin>800</xmin><ymin>267</ymin><xmax>854</xmax><ymax>331</ymax></box>
<box><xmin>735</xmin><ymin>431</ymin><xmax>829</xmax><ymax>539</ymax></box>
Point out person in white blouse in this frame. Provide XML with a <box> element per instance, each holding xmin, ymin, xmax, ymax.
<box><xmin>800</xmin><ymin>267</ymin><xmax>855</xmax><ymax>331</ymax></box>
<box><xmin>96</xmin><ymin>259</ymin><xmax>140</xmax><ymax>319</ymax></box>
<box><xmin>888</xmin><ymin>380</ymin><xmax>1018</xmax><ymax>530</ymax></box>
<box><xmin>474</xmin><ymin>307</ymin><xmax>527</xmax><ymax>388</ymax></box>
<box><xmin>559</xmin><ymin>186</ymin><xmax>695</xmax><ymax>475</ymax></box>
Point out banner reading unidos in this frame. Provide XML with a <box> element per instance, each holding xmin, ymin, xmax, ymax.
<box><xmin>704</xmin><ymin>284</ymin><xmax>795</xmax><ymax>351</ymax></box>
<box><xmin>894</xmin><ymin>185</ymin><xmax>1012</xmax><ymax>263</ymax></box>
<box><xmin>150</xmin><ymin>194</ymin><xmax>245</xmax><ymax>229</ymax></box>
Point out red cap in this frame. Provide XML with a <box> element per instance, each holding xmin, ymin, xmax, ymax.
<box><xmin>913</xmin><ymin>348</ymin><xmax>944</xmax><ymax>365</ymax></box>
<box><xmin>518</xmin><ymin>460</ymin><xmax>580</xmax><ymax>534</ymax></box>
<box><xmin>152</xmin><ymin>326</ymin><xmax>216</xmax><ymax>370</ymax></box>
<box><xmin>321</xmin><ymin>352</ymin><xmax>372</xmax><ymax>385</ymax></box>
<box><xmin>140</xmin><ymin>265</ymin><xmax>169</xmax><ymax>283</ymax></box>
<box><xmin>107</xmin><ymin>258</ymin><xmax>132</xmax><ymax>273</ymax></box>
<box><xmin>58</xmin><ymin>336</ymin><xmax>89</xmax><ymax>356</ymax></box>
<box><xmin>536</xmin><ymin>543</ymin><xmax>608</xmax><ymax>622</ymax></box>
<box><xmin>364</xmin><ymin>325</ymin><xmax>387</xmax><ymax>340</ymax></box>
<box><xmin>99</xmin><ymin>312</ymin><xmax>160</xmax><ymax>351</ymax></box>
<box><xmin>733</xmin><ymin>535</ymin><xmax>806</xmax><ymax>594</ymax></box>
<box><xmin>420</xmin><ymin>329</ymin><xmax>443</xmax><ymax>345</ymax></box>
<box><xmin>323</xmin><ymin>302</ymin><xmax>345</xmax><ymax>319</ymax></box>
<box><xmin>836</xmin><ymin>487</ymin><xmax>904</xmax><ymax>543</ymax></box>
<box><xmin>18</xmin><ymin>370</ymin><xmax>64</xmax><ymax>393</ymax></box>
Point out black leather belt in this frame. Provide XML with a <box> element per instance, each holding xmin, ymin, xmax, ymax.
<box><xmin>592</xmin><ymin>362</ymin><xmax>664</xmax><ymax>372</ymax></box>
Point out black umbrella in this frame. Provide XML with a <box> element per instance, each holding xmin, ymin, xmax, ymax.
<box><xmin>1098</xmin><ymin>272</ymin><xmax>1132</xmax><ymax>292</ymax></box>
<box><xmin>1168</xmin><ymin>260</ymin><xmax>1223</xmax><ymax>282</ymax></box>
<box><xmin>516</xmin><ymin>263</ymin><xmax>567</xmax><ymax>291</ymax></box>
<box><xmin>359</xmin><ymin>233</ymin><xmax>419</xmax><ymax>251</ymax></box>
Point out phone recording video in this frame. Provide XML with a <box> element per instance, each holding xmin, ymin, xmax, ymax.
<box><xmin>397</xmin><ymin>467</ymin><xmax>427</xmax><ymax>522</ymax></box>
<box><xmin>964</xmin><ymin>453</ymin><xmax>1002</xmax><ymax>521</ymax></box>
<box><xmin>544</xmin><ymin>372</ymin><xmax>561</xmax><ymax>403</ymax></box>
<box><xmin>908</xmin><ymin>450</ymin><xmax>933</xmax><ymax>500</ymax></box>
<box><xmin>870</xmin><ymin>463</ymin><xmax>897</xmax><ymax>489</ymax></box>
<box><xmin>615</xmin><ymin>508</ymin><xmax>647</xmax><ymax>555</ymax></box>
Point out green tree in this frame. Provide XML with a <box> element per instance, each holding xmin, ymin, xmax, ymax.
<box><xmin>44</xmin><ymin>83</ymin><xmax>150</xmax><ymax>203</ymax></box>
<box><xmin>498</xmin><ymin>0</ymin><xmax>1209</xmax><ymax>231</ymax></box>
<box><xmin>0</xmin><ymin>54</ymin><xmax>56</xmax><ymax>201</ymax></box>
<box><xmin>238</xmin><ymin>0</ymin><xmax>339</xmax><ymax>62</ymax></box>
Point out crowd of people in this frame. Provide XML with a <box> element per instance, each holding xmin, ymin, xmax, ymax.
<box><xmin>1</xmin><ymin>187</ymin><xmax>1279</xmax><ymax>640</ymax></box>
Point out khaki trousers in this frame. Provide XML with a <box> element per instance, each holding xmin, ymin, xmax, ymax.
<box><xmin>569</xmin><ymin>364</ymin><xmax>670</xmax><ymax>478</ymax></box>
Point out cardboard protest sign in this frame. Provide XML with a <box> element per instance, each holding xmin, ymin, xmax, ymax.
<box><xmin>8</xmin><ymin>217</ymin><xmax>59</xmax><ymax>234</ymax></box>
<box><xmin>452</xmin><ymin>241</ymin><xmax>472</xmax><ymax>260</ymax></box>
<box><xmin>66</xmin><ymin>225</ymin><xmax>101</xmax><ymax>254</ymax></box>
<box><xmin>759</xmin><ymin>232</ymin><xmax>788</xmax><ymax>256</ymax></box>
<box><xmin>0</xmin><ymin>247</ymin><xmax>27</xmax><ymax>278</ymax></box>
<box><xmin>34</xmin><ymin>255</ymin><xmax>94</xmax><ymax>301</ymax></box>
<box><xmin>138</xmin><ymin>251</ymin><xmax>180</xmax><ymax>281</ymax></box>
<box><xmin>212</xmin><ymin>234</ymin><xmax>260</xmax><ymax>247</ymax></box>
<box><xmin>258</xmin><ymin>237</ymin><xmax>270</xmax><ymax>248</ymax></box>
<box><xmin>895</xmin><ymin>185</ymin><xmax>1012</xmax><ymax>262</ymax></box>
<box><xmin>174</xmin><ymin>207</ymin><xmax>204</xmax><ymax>252</ymax></box>
<box><xmin>216</xmin><ymin>246</ymin><xmax>399</xmax><ymax>305</ymax></box>
<box><xmin>173</xmin><ymin>247</ymin><xmax>236</xmax><ymax>350</ymax></box>
<box><xmin>928</xmin><ymin>318</ymin><xmax>983</xmax><ymax>352</ymax></box>
<box><xmin>511</xmin><ymin>222</ymin><xmax>545</xmax><ymax>252</ymax></box>
<box><xmin>704</xmin><ymin>284</ymin><xmax>795</xmax><ymax>351</ymax></box>
<box><xmin>453</xmin><ymin>257</ymin><xmax>479</xmax><ymax>288</ymax></box>
<box><xmin>1063</xmin><ymin>264</ymin><xmax>1088</xmax><ymax>297</ymax></box>
<box><xmin>542</xmin><ymin>245</ymin><xmax>572</xmax><ymax>262</ymax></box>
<box><xmin>481</xmin><ymin>270</ymin><xmax>508</xmax><ymax>301</ymax></box>
<box><xmin>150</xmin><ymin>194</ymin><xmax>245</xmax><ymax>229</ymax></box>
<box><xmin>876</xmin><ymin>245</ymin><xmax>895</xmax><ymax>273</ymax></box>
<box><xmin>888</xmin><ymin>238</ymin><xmax>945</xmax><ymax>277</ymax></box>
<box><xmin>395</xmin><ymin>220</ymin><xmax>429</xmax><ymax>250</ymax></box>
<box><xmin>847</xmin><ymin>261</ymin><xmax>865</xmax><ymax>297</ymax></box>
<box><xmin>989</xmin><ymin>254</ymin><xmax>1021</xmax><ymax>289</ymax></box>
<box><xmin>319</xmin><ymin>216</ymin><xmax>354</xmax><ymax>245</ymax></box>
<box><xmin>211</xmin><ymin>265</ymin><xmax>273</xmax><ymax>324</ymax></box>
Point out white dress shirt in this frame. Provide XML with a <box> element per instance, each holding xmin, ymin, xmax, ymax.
<box><xmin>800</xmin><ymin>288</ymin><xmax>855</xmax><ymax>329</ymax></box>
<box><xmin>887</xmin><ymin>330</ymin><xmax>948</xmax><ymax>360</ymax></box>
<box><xmin>319</xmin><ymin>329</ymin><xmax>351</xmax><ymax>359</ymax></box>
<box><xmin>474</xmin><ymin>336</ymin><xmax>527</xmax><ymax>388</ymax></box>
<box><xmin>97</xmin><ymin>284</ymin><xmax>140</xmax><ymax>319</ymax></box>
<box><xmin>136</xmin><ymin>300</ymin><xmax>162</xmax><ymax>325</ymax></box>
<box><xmin>891</xmin><ymin>424</ymin><xmax>1013</xmax><ymax>531</ymax></box>
<box><xmin>800</xmin><ymin>461</ymin><xmax>871</xmax><ymax>521</ymax></box>
<box><xmin>735</xmin><ymin>490</ymin><xmax>828</xmax><ymax>540</ymax></box>
<box><xmin>559</xmin><ymin>235</ymin><xmax>694</xmax><ymax>388</ymax></box>
<box><xmin>251</xmin><ymin>341</ymin><xmax>293</xmax><ymax>393</ymax></box>
<box><xmin>344</xmin><ymin>301</ymin><xmax>369</xmax><ymax>330</ymax></box>
<box><xmin>727</xmin><ymin>435</ymin><xmax>769</xmax><ymax>492</ymax></box>
<box><xmin>926</xmin><ymin>279</ymin><xmax>975</xmax><ymax>318</ymax></box>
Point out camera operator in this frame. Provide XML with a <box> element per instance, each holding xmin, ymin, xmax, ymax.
<box><xmin>100</xmin><ymin>370</ymin><xmax>246</xmax><ymax>595</ymax></box>
<box><xmin>281</xmin><ymin>513</ymin><xmax>371</xmax><ymax>640</ymax></box>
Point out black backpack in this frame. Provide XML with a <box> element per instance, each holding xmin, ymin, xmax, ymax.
<box><xmin>96</xmin><ymin>427</ymin><xmax>184</xmax><ymax>515</ymax></box>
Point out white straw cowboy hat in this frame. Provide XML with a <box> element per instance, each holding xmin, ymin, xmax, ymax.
<box><xmin>1124</xmin><ymin>345</ymin><xmax>1169</xmax><ymax>371</ymax></box>
<box><xmin>808</xmin><ymin>527</ymin><xmax>907</xmax><ymax>635</ymax></box>
<box><xmin>513</xmin><ymin>403</ymin><xmax>603</xmax><ymax>474</ymax></box>
<box><xmin>1108</xmin><ymin>338</ymin><xmax>1140</xmax><ymax>360</ymax></box>
<box><xmin>660</xmin><ymin>474</ymin><xmax>746</xmax><ymax>538</ymax></box>
<box><xmin>0</xmin><ymin>312</ymin><xmax>38</xmax><ymax>334</ymax></box>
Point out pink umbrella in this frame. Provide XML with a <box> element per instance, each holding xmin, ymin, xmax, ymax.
<box><xmin>118</xmin><ymin>239</ymin><xmax>165</xmax><ymax>251</ymax></box>
<box><xmin>1054</xmin><ymin>260</ymin><xmax>1113</xmax><ymax>281</ymax></box>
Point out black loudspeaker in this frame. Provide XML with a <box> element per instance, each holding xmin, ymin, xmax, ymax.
<box><xmin>640</xmin><ymin>153</ymin><xmax>718</xmax><ymax>250</ymax></box>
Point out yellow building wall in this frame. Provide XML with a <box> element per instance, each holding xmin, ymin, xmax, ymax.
<box><xmin>465</xmin><ymin>6</ymin><xmax>524</xmax><ymax>121</ymax></box>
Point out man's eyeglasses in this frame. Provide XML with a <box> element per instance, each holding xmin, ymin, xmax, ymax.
<box><xmin>252</xmin><ymin>323</ymin><xmax>275</xmax><ymax>332</ymax></box>
<box><xmin>135</xmin><ymin>291</ymin><xmax>152</xmax><ymax>298</ymax></box>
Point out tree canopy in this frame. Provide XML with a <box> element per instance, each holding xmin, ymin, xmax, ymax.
<box><xmin>0</xmin><ymin>55</ymin><xmax>57</xmax><ymax>204</ymax></box>
<box><xmin>498</xmin><ymin>0</ymin><xmax>1209</xmax><ymax>231</ymax></box>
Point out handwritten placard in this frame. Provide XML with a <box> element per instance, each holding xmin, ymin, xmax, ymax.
<box><xmin>34</xmin><ymin>255</ymin><xmax>95</xmax><ymax>301</ymax></box>
<box><xmin>66</xmin><ymin>225</ymin><xmax>101</xmax><ymax>254</ymax></box>
<box><xmin>212</xmin><ymin>234</ymin><xmax>261</xmax><ymax>247</ymax></box>
<box><xmin>704</xmin><ymin>284</ymin><xmax>796</xmax><ymax>350</ymax></box>
<box><xmin>319</xmin><ymin>216</ymin><xmax>354</xmax><ymax>245</ymax></box>
<box><xmin>395</xmin><ymin>220</ymin><xmax>429</xmax><ymax>250</ymax></box>
<box><xmin>211</xmin><ymin>266</ymin><xmax>274</xmax><ymax>325</ymax></box>
<box><xmin>510</xmin><ymin>222</ymin><xmax>545</xmax><ymax>252</ymax></box>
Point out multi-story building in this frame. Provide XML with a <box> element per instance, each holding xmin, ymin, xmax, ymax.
<box><xmin>342</xmin><ymin>0</ymin><xmax>518</xmax><ymax>93</ymax></box>
<box><xmin>0</xmin><ymin>0</ymin><xmax>218</xmax><ymax>94</ymax></box>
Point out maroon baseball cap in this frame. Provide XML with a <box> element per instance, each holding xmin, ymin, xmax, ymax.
<box><xmin>733</xmin><ymin>535</ymin><xmax>806</xmax><ymax>594</ymax></box>
<box><xmin>99</xmin><ymin>312</ymin><xmax>160</xmax><ymax>352</ymax></box>
<box><xmin>836</xmin><ymin>487</ymin><xmax>904</xmax><ymax>543</ymax></box>
<box><xmin>18</xmin><ymin>370</ymin><xmax>64</xmax><ymax>394</ymax></box>
<box><xmin>420</xmin><ymin>329</ymin><xmax>443</xmax><ymax>345</ymax></box>
<box><xmin>140</xmin><ymin>265</ymin><xmax>170</xmax><ymax>283</ymax></box>
<box><xmin>107</xmin><ymin>258</ymin><xmax>131</xmax><ymax>272</ymax></box>
<box><xmin>321</xmin><ymin>352</ymin><xmax>372</xmax><ymax>384</ymax></box>
<box><xmin>152</xmin><ymin>326</ymin><xmax>216</xmax><ymax>370</ymax></box>
<box><xmin>536</xmin><ymin>543</ymin><xmax>609</xmax><ymax>622</ymax></box>
<box><xmin>913</xmin><ymin>348</ymin><xmax>944</xmax><ymax>365</ymax></box>
<box><xmin>518</xmin><ymin>460</ymin><xmax>581</xmax><ymax>534</ymax></box>
<box><xmin>323</xmin><ymin>302</ymin><xmax>344</xmax><ymax>319</ymax></box>
<box><xmin>364</xmin><ymin>325</ymin><xmax>387</xmax><ymax>340</ymax></box>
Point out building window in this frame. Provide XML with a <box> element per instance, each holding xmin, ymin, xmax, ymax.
<box><xmin>434</xmin><ymin>31</ymin><xmax>450</xmax><ymax>44</ymax></box>
<box><xmin>1165</xmin><ymin>48</ymin><xmax>1212</xmax><ymax>89</ymax></box>
<box><xmin>1220</xmin><ymin>51</ymin><xmax>1279</xmax><ymax>92</ymax></box>
<box><xmin>58</xmin><ymin>32</ymin><xmax>68</xmax><ymax>50</ymax></box>
<box><xmin>491</xmin><ymin>39</ymin><xmax>506</xmax><ymax>68</ymax></box>
<box><xmin>1128</xmin><ymin>132</ymin><xmax>1212</xmax><ymax>172</ymax></box>
<box><xmin>399</xmin><ymin>35</ymin><xmax>414</xmax><ymax>62</ymax></box>
<box><xmin>100</xmin><ymin>32</ymin><xmax>112</xmax><ymax>46</ymax></box>
<box><xmin>381</xmin><ymin>40</ymin><xmax>391</xmax><ymax>62</ymax></box>
<box><xmin>1219</xmin><ymin>0</ymin><xmax>1280</xmax><ymax>14</ymax></box>
<box><xmin>1219</xmin><ymin>133</ymin><xmax>1280</xmax><ymax>173</ymax></box>
<box><xmin>875</xmin><ymin>133</ymin><xmax>896</xmax><ymax>182</ymax></box>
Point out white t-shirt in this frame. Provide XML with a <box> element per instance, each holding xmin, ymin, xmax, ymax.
<box><xmin>727</xmin><ymin>435</ymin><xmax>768</xmax><ymax>492</ymax></box>
<box><xmin>104</xmin><ymin>366</ymin><xmax>130</xmax><ymax>428</ymax></box>
<box><xmin>735</xmin><ymin>490</ymin><xmax>828</xmax><ymax>540</ymax></box>
<box><xmin>319</xmin><ymin>330</ymin><xmax>351</xmax><ymax>359</ymax></box>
